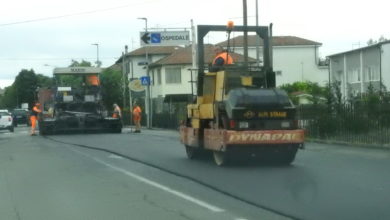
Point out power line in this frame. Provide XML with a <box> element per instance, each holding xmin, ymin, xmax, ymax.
<box><xmin>0</xmin><ymin>57</ymin><xmax>118</xmax><ymax>61</ymax></box>
<box><xmin>0</xmin><ymin>1</ymin><xmax>156</xmax><ymax>27</ymax></box>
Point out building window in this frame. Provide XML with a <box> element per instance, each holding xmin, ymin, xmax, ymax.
<box><xmin>348</xmin><ymin>68</ymin><xmax>360</xmax><ymax>82</ymax></box>
<box><xmin>165</xmin><ymin>67</ymin><xmax>181</xmax><ymax>84</ymax></box>
<box><xmin>333</xmin><ymin>70</ymin><xmax>343</xmax><ymax>81</ymax></box>
<box><xmin>157</xmin><ymin>68</ymin><xmax>162</xmax><ymax>85</ymax></box>
<box><xmin>365</xmin><ymin>66</ymin><xmax>379</xmax><ymax>81</ymax></box>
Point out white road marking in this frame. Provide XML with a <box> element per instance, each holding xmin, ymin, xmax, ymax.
<box><xmin>70</xmin><ymin>148</ymin><xmax>225</xmax><ymax>213</ymax></box>
<box><xmin>0</xmin><ymin>130</ymin><xmax>28</xmax><ymax>135</ymax></box>
<box><xmin>108</xmin><ymin>154</ymin><xmax>124</xmax><ymax>159</ymax></box>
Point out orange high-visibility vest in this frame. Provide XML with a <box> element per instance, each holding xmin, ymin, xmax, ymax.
<box><xmin>213</xmin><ymin>52</ymin><xmax>233</xmax><ymax>65</ymax></box>
<box><xmin>132</xmin><ymin>106</ymin><xmax>142</xmax><ymax>121</ymax></box>
<box><xmin>30</xmin><ymin>105</ymin><xmax>42</xmax><ymax>129</ymax></box>
<box><xmin>87</xmin><ymin>75</ymin><xmax>100</xmax><ymax>86</ymax></box>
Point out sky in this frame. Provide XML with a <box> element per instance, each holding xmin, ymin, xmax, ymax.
<box><xmin>0</xmin><ymin>0</ymin><xmax>389</xmax><ymax>89</ymax></box>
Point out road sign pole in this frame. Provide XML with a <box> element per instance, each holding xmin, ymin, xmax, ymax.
<box><xmin>143</xmin><ymin>19</ymin><xmax>152</xmax><ymax>129</ymax></box>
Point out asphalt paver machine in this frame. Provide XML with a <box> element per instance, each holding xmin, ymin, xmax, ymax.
<box><xmin>38</xmin><ymin>67</ymin><xmax>122</xmax><ymax>135</ymax></box>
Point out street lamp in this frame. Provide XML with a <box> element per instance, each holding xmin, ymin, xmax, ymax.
<box><xmin>137</xmin><ymin>17</ymin><xmax>152</xmax><ymax>129</ymax></box>
<box><xmin>91</xmin><ymin>43</ymin><xmax>100</xmax><ymax>67</ymax></box>
<box><xmin>137</xmin><ymin>17</ymin><xmax>148</xmax><ymax>30</ymax></box>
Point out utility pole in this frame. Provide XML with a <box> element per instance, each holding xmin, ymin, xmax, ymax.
<box><xmin>126</xmin><ymin>45</ymin><xmax>133</xmax><ymax>125</ymax></box>
<box><xmin>122</xmin><ymin>51</ymin><xmax>126</xmax><ymax>109</ymax></box>
<box><xmin>243</xmin><ymin>0</ymin><xmax>248</xmax><ymax>68</ymax></box>
<box><xmin>190</xmin><ymin>19</ymin><xmax>197</xmax><ymax>97</ymax></box>
<box><xmin>191</xmin><ymin>19</ymin><xmax>197</xmax><ymax>70</ymax></box>
<box><xmin>91</xmin><ymin>43</ymin><xmax>100</xmax><ymax>67</ymax></box>
<box><xmin>138</xmin><ymin>17</ymin><xmax>152</xmax><ymax>129</ymax></box>
<box><xmin>255</xmin><ymin>0</ymin><xmax>261</xmax><ymax>67</ymax></box>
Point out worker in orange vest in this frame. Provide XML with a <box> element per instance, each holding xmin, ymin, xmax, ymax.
<box><xmin>87</xmin><ymin>75</ymin><xmax>100</xmax><ymax>86</ymax></box>
<box><xmin>30</xmin><ymin>102</ymin><xmax>42</xmax><ymax>136</ymax></box>
<box><xmin>213</xmin><ymin>46</ymin><xmax>233</xmax><ymax>66</ymax></box>
<box><xmin>132</xmin><ymin>103</ymin><xmax>142</xmax><ymax>133</ymax></box>
<box><xmin>112</xmin><ymin>103</ymin><xmax>122</xmax><ymax>119</ymax></box>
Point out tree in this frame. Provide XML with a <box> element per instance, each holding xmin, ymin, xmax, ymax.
<box><xmin>0</xmin><ymin>86</ymin><xmax>17</xmax><ymax>109</ymax></box>
<box><xmin>13</xmin><ymin>69</ymin><xmax>39</xmax><ymax>108</ymax></box>
<box><xmin>367</xmin><ymin>38</ymin><xmax>376</xmax><ymax>46</ymax></box>
<box><xmin>0</xmin><ymin>69</ymin><xmax>46</xmax><ymax>109</ymax></box>
<box><xmin>279</xmin><ymin>81</ymin><xmax>327</xmax><ymax>105</ymax></box>
<box><xmin>367</xmin><ymin>36</ymin><xmax>388</xmax><ymax>46</ymax></box>
<box><xmin>36</xmin><ymin>74</ymin><xmax>54</xmax><ymax>88</ymax></box>
<box><xmin>378</xmin><ymin>35</ymin><xmax>388</xmax><ymax>43</ymax></box>
<box><xmin>69</xmin><ymin>59</ymin><xmax>92</xmax><ymax>67</ymax></box>
<box><xmin>100</xmin><ymin>68</ymin><xmax>123</xmax><ymax>109</ymax></box>
<box><xmin>330</xmin><ymin>81</ymin><xmax>342</xmax><ymax>106</ymax></box>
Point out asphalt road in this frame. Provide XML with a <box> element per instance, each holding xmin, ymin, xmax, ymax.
<box><xmin>1</xmin><ymin>126</ymin><xmax>390</xmax><ymax>220</ymax></box>
<box><xmin>0</xmin><ymin>126</ymin><xmax>285</xmax><ymax>220</ymax></box>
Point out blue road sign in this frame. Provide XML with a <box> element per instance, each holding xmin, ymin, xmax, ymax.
<box><xmin>151</xmin><ymin>33</ymin><xmax>161</xmax><ymax>43</ymax></box>
<box><xmin>140</xmin><ymin>31</ymin><xmax>189</xmax><ymax>46</ymax></box>
<box><xmin>140</xmin><ymin>76</ymin><xmax>150</xmax><ymax>86</ymax></box>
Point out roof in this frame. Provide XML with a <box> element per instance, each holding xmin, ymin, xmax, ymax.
<box><xmin>127</xmin><ymin>46</ymin><xmax>181</xmax><ymax>56</ymax></box>
<box><xmin>115</xmin><ymin>46</ymin><xmax>181</xmax><ymax>64</ymax></box>
<box><xmin>328</xmin><ymin>40</ymin><xmax>390</xmax><ymax>58</ymax></box>
<box><xmin>151</xmin><ymin>45</ymin><xmax>256</xmax><ymax>66</ymax></box>
<box><xmin>106</xmin><ymin>63</ymin><xmax>122</xmax><ymax>72</ymax></box>
<box><xmin>217</xmin><ymin>35</ymin><xmax>322</xmax><ymax>47</ymax></box>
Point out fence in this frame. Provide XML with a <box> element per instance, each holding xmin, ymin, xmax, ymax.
<box><xmin>152</xmin><ymin>102</ymin><xmax>187</xmax><ymax>130</ymax></box>
<box><xmin>132</xmin><ymin>100</ymin><xmax>390</xmax><ymax>146</ymax></box>
<box><xmin>298</xmin><ymin>104</ymin><xmax>390</xmax><ymax>146</ymax></box>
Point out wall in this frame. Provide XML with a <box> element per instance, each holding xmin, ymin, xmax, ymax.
<box><xmin>127</xmin><ymin>54</ymin><xmax>167</xmax><ymax>79</ymax></box>
<box><xmin>273</xmin><ymin>46</ymin><xmax>328</xmax><ymax>86</ymax></box>
<box><xmin>161</xmin><ymin>65</ymin><xmax>193</xmax><ymax>97</ymax></box>
<box><xmin>330</xmin><ymin>45</ymin><xmax>386</xmax><ymax>100</ymax></box>
<box><xmin>233</xmin><ymin>46</ymin><xmax>328</xmax><ymax>86</ymax></box>
<box><xmin>362</xmin><ymin>47</ymin><xmax>381</xmax><ymax>92</ymax></box>
<box><xmin>345</xmin><ymin>51</ymin><xmax>361</xmax><ymax>96</ymax></box>
<box><xmin>381</xmin><ymin>43</ymin><xmax>390</xmax><ymax>90</ymax></box>
<box><xmin>329</xmin><ymin>55</ymin><xmax>346</xmax><ymax>99</ymax></box>
<box><xmin>150</xmin><ymin>64</ymin><xmax>195</xmax><ymax>99</ymax></box>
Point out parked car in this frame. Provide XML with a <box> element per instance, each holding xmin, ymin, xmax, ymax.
<box><xmin>12</xmin><ymin>109</ymin><xmax>29</xmax><ymax>126</ymax></box>
<box><xmin>0</xmin><ymin>111</ymin><xmax>14</xmax><ymax>132</ymax></box>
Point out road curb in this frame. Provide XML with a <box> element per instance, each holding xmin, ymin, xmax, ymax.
<box><xmin>307</xmin><ymin>138</ymin><xmax>390</xmax><ymax>150</ymax></box>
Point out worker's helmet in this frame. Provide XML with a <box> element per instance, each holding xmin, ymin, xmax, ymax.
<box><xmin>35</xmin><ymin>102</ymin><xmax>40</xmax><ymax>106</ymax></box>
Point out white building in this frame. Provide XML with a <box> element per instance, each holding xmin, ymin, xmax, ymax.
<box><xmin>217</xmin><ymin>35</ymin><xmax>329</xmax><ymax>86</ymax></box>
<box><xmin>118</xmin><ymin>46</ymin><xmax>181</xmax><ymax>79</ymax></box>
<box><xmin>148</xmin><ymin>45</ymin><xmax>253</xmax><ymax>113</ymax></box>
<box><xmin>328</xmin><ymin>40</ymin><xmax>390</xmax><ymax>100</ymax></box>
